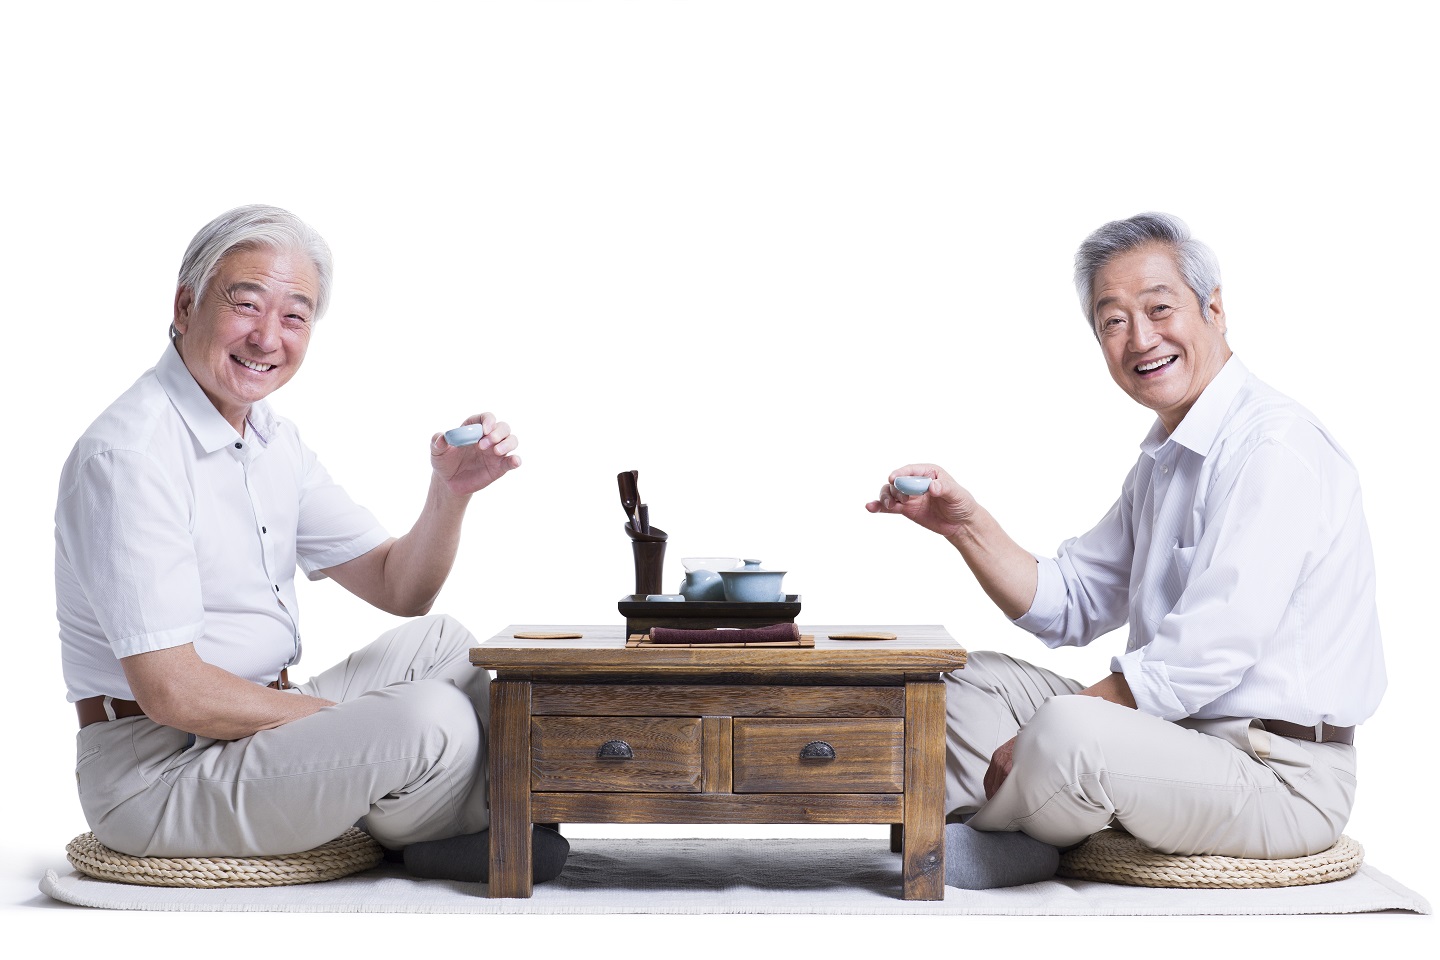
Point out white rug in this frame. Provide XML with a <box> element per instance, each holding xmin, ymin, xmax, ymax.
<box><xmin>40</xmin><ymin>838</ymin><xmax>1430</xmax><ymax>916</ymax></box>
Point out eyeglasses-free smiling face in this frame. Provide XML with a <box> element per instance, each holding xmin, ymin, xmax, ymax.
<box><xmin>1091</xmin><ymin>243</ymin><xmax>1232</xmax><ymax>434</ymax></box>
<box><xmin>172</xmin><ymin>246</ymin><xmax>319</xmax><ymax>434</ymax></box>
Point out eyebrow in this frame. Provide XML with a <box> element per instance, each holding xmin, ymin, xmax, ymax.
<box><xmin>1093</xmin><ymin>284</ymin><xmax>1178</xmax><ymax>316</ymax></box>
<box><xmin>224</xmin><ymin>281</ymin><xmax>315</xmax><ymax>311</ymax></box>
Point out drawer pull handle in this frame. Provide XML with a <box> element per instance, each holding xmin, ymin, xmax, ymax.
<box><xmin>799</xmin><ymin>740</ymin><xmax>836</xmax><ymax>761</ymax></box>
<box><xmin>597</xmin><ymin>739</ymin><xmax>634</xmax><ymax>760</ymax></box>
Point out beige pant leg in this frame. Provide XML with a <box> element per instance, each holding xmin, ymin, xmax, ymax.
<box><xmin>295</xmin><ymin>613</ymin><xmax>492</xmax><ymax>846</ymax></box>
<box><xmin>944</xmin><ymin>650</ymin><xmax>1086</xmax><ymax>816</ymax></box>
<box><xmin>967</xmin><ymin>694</ymin><xmax>1357</xmax><ymax>858</ymax></box>
<box><xmin>76</xmin><ymin>615</ymin><xmax>492</xmax><ymax>857</ymax></box>
<box><xmin>297</xmin><ymin>612</ymin><xmax>491</xmax><ymax>714</ymax></box>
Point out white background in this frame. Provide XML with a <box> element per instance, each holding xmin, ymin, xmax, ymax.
<box><xmin>3</xmin><ymin>0</ymin><xmax>1434</xmax><ymax>953</ymax></box>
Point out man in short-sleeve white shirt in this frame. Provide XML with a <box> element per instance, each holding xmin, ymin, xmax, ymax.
<box><xmin>55</xmin><ymin>205</ymin><xmax>567</xmax><ymax>883</ymax></box>
<box><xmin>867</xmin><ymin>212</ymin><xmax>1386</xmax><ymax>889</ymax></box>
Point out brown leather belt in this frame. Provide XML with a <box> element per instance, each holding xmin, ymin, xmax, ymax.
<box><xmin>76</xmin><ymin>670</ymin><xmax>295</xmax><ymax>729</ymax></box>
<box><xmin>1261</xmin><ymin>719</ymin><xmax>1355</xmax><ymax>745</ymax></box>
<box><xmin>76</xmin><ymin>695</ymin><xmax>147</xmax><ymax>728</ymax></box>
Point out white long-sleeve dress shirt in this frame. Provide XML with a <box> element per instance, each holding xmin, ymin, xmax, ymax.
<box><xmin>1016</xmin><ymin>357</ymin><xmax>1386</xmax><ymax>727</ymax></box>
<box><xmin>55</xmin><ymin>344</ymin><xmax>391</xmax><ymax>701</ymax></box>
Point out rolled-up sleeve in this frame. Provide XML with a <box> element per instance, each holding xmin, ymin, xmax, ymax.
<box><xmin>1112</xmin><ymin>438</ymin><xmax>1323</xmax><ymax>720</ymax></box>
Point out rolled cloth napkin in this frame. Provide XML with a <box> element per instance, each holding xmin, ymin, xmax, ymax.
<box><xmin>647</xmin><ymin>623</ymin><xmax>801</xmax><ymax>644</ymax></box>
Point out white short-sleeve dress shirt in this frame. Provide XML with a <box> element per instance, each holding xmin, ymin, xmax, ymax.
<box><xmin>1016</xmin><ymin>356</ymin><xmax>1386</xmax><ymax>727</ymax></box>
<box><xmin>55</xmin><ymin>344</ymin><xmax>391</xmax><ymax>701</ymax></box>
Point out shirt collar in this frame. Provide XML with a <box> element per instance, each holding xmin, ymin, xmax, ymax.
<box><xmin>1139</xmin><ymin>355</ymin><xmax>1248</xmax><ymax>459</ymax></box>
<box><xmin>155</xmin><ymin>343</ymin><xmax>277</xmax><ymax>454</ymax></box>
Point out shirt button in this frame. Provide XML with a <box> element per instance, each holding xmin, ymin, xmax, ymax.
<box><xmin>261</xmin><ymin>526</ymin><xmax>267</xmax><ymax>534</ymax></box>
<box><xmin>274</xmin><ymin>584</ymin><xmax>280</xmax><ymax>592</ymax></box>
<box><xmin>234</xmin><ymin>442</ymin><xmax>243</xmax><ymax>450</ymax></box>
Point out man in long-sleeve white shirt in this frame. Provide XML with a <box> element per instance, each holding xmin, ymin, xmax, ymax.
<box><xmin>868</xmin><ymin>212</ymin><xmax>1385</xmax><ymax>889</ymax></box>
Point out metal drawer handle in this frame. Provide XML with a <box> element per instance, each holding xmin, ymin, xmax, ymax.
<box><xmin>597</xmin><ymin>739</ymin><xmax>634</xmax><ymax>760</ymax></box>
<box><xmin>799</xmin><ymin>740</ymin><xmax>836</xmax><ymax>761</ymax></box>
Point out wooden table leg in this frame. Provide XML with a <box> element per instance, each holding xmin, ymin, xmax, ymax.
<box><xmin>488</xmin><ymin>679</ymin><xmax>533</xmax><ymax>897</ymax></box>
<box><xmin>902</xmin><ymin>677</ymin><xmax>946</xmax><ymax>899</ymax></box>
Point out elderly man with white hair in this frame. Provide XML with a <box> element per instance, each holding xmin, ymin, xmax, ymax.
<box><xmin>56</xmin><ymin>204</ymin><xmax>567</xmax><ymax>883</ymax></box>
<box><xmin>869</xmin><ymin>212</ymin><xmax>1386</xmax><ymax>889</ymax></box>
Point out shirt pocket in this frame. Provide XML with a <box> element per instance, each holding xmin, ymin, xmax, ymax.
<box><xmin>1161</xmin><ymin>543</ymin><xmax>1198</xmax><ymax>601</ymax></box>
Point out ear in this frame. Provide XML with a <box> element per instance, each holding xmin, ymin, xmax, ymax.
<box><xmin>1206</xmin><ymin>287</ymin><xmax>1226</xmax><ymax>335</ymax></box>
<box><xmin>173</xmin><ymin>286</ymin><xmax>194</xmax><ymax>335</ymax></box>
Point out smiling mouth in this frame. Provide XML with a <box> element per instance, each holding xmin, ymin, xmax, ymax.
<box><xmin>1135</xmin><ymin>355</ymin><xmax>1177</xmax><ymax>374</ymax></box>
<box><xmin>233</xmin><ymin>356</ymin><xmax>276</xmax><ymax>373</ymax></box>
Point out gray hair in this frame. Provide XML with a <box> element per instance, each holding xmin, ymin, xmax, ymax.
<box><xmin>1073</xmin><ymin>212</ymin><xmax>1221</xmax><ymax>336</ymax></box>
<box><xmin>174</xmin><ymin>204</ymin><xmax>334</xmax><ymax>334</ymax></box>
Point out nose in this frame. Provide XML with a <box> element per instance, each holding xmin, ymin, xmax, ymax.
<box><xmin>1128</xmin><ymin>314</ymin><xmax>1161</xmax><ymax>353</ymax></box>
<box><xmin>248</xmin><ymin>310</ymin><xmax>283</xmax><ymax>352</ymax></box>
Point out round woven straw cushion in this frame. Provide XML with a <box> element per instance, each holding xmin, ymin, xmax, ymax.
<box><xmin>66</xmin><ymin>827</ymin><xmax>384</xmax><ymax>888</ymax></box>
<box><xmin>1058</xmin><ymin>829</ymin><xmax>1363</xmax><ymax>889</ymax></box>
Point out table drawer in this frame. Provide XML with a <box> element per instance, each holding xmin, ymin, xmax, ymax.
<box><xmin>732</xmin><ymin>719</ymin><xmax>905</xmax><ymax>793</ymax></box>
<box><xmin>531</xmin><ymin>716</ymin><xmax>703</xmax><ymax>792</ymax></box>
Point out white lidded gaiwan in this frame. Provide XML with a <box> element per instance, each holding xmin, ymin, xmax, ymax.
<box><xmin>717</xmin><ymin>564</ymin><xmax>787</xmax><ymax>602</ymax></box>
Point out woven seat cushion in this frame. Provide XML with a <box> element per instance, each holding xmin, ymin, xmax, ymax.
<box><xmin>66</xmin><ymin>826</ymin><xmax>384</xmax><ymax>888</ymax></box>
<box><xmin>1058</xmin><ymin>828</ymin><xmax>1364</xmax><ymax>889</ymax></box>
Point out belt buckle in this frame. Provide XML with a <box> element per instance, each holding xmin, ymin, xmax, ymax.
<box><xmin>1314</xmin><ymin>721</ymin><xmax>1327</xmax><ymax>743</ymax></box>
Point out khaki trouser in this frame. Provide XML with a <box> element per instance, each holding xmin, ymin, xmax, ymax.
<box><xmin>75</xmin><ymin>615</ymin><xmax>490</xmax><ymax>857</ymax></box>
<box><xmin>945</xmin><ymin>651</ymin><xmax>1357</xmax><ymax>858</ymax></box>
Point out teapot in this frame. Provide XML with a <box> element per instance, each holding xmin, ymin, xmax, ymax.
<box><xmin>677</xmin><ymin>557</ymin><xmax>739</xmax><ymax>601</ymax></box>
<box><xmin>678</xmin><ymin>568</ymin><xmax>726</xmax><ymax>601</ymax></box>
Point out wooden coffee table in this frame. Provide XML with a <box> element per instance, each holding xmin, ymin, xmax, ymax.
<box><xmin>470</xmin><ymin>624</ymin><xmax>966</xmax><ymax>899</ymax></box>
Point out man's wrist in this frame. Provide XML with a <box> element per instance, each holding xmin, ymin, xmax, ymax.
<box><xmin>429</xmin><ymin>473</ymin><xmax>474</xmax><ymax>511</ymax></box>
<box><xmin>943</xmin><ymin>511</ymin><xmax>984</xmax><ymax>550</ymax></box>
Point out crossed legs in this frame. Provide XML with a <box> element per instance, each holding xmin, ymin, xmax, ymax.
<box><xmin>941</xmin><ymin>651</ymin><xmax>1357</xmax><ymax>886</ymax></box>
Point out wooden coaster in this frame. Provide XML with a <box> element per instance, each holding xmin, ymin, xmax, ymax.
<box><xmin>627</xmin><ymin>634</ymin><xmax>816</xmax><ymax>649</ymax></box>
<box><xmin>827</xmin><ymin>632</ymin><xmax>897</xmax><ymax>641</ymax></box>
<box><xmin>513</xmin><ymin>632</ymin><xmax>584</xmax><ymax>640</ymax></box>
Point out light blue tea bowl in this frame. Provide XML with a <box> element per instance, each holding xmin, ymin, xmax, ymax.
<box><xmin>444</xmin><ymin>423</ymin><xmax>487</xmax><ymax>447</ymax></box>
<box><xmin>893</xmin><ymin>476</ymin><xmax>932</xmax><ymax>496</ymax></box>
